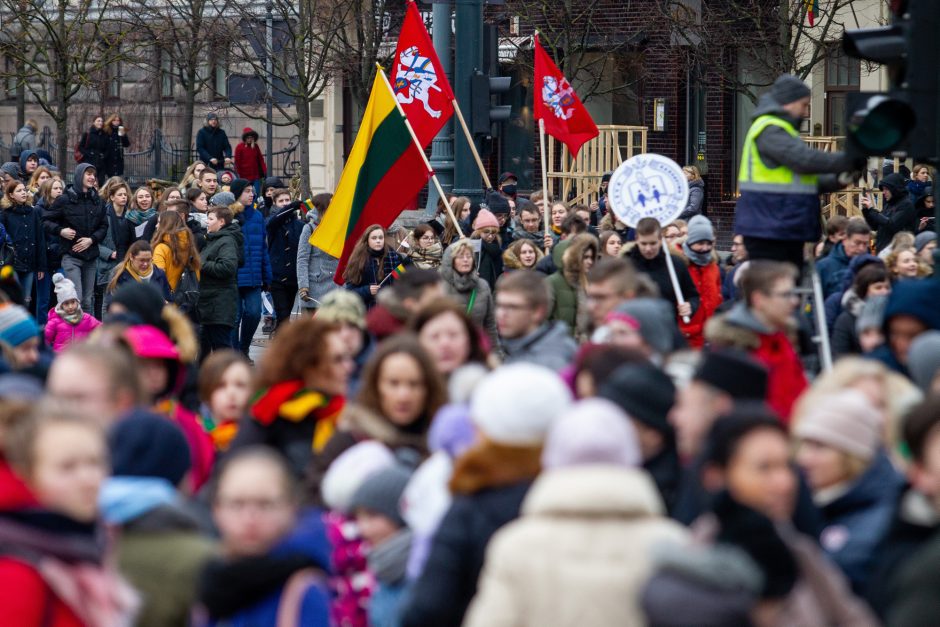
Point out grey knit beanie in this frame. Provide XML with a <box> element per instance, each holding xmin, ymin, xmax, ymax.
<box><xmin>685</xmin><ymin>215</ymin><xmax>715</xmax><ymax>245</ymax></box>
<box><xmin>856</xmin><ymin>294</ymin><xmax>889</xmax><ymax>335</ymax></box>
<box><xmin>908</xmin><ymin>331</ymin><xmax>940</xmax><ymax>393</ymax></box>
<box><xmin>210</xmin><ymin>191</ymin><xmax>235</xmax><ymax>207</ymax></box>
<box><xmin>915</xmin><ymin>231</ymin><xmax>937</xmax><ymax>254</ymax></box>
<box><xmin>770</xmin><ymin>74</ymin><xmax>811</xmax><ymax>105</ymax></box>
<box><xmin>348</xmin><ymin>463</ymin><xmax>412</xmax><ymax>528</ymax></box>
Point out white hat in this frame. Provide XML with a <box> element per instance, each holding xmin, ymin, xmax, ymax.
<box><xmin>320</xmin><ymin>440</ymin><xmax>395</xmax><ymax>513</ymax></box>
<box><xmin>469</xmin><ymin>363</ymin><xmax>573</xmax><ymax>446</ymax></box>
<box><xmin>793</xmin><ymin>391</ymin><xmax>883</xmax><ymax>461</ymax></box>
<box><xmin>542</xmin><ymin>399</ymin><xmax>641</xmax><ymax>469</ymax></box>
<box><xmin>53</xmin><ymin>272</ymin><xmax>79</xmax><ymax>304</ymax></box>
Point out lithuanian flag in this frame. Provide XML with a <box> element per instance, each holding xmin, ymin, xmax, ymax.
<box><xmin>310</xmin><ymin>70</ymin><xmax>432</xmax><ymax>284</ymax></box>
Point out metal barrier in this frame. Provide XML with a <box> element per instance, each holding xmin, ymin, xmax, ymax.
<box><xmin>1</xmin><ymin>126</ymin><xmax>301</xmax><ymax>187</ymax></box>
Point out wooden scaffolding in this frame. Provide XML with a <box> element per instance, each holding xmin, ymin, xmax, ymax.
<box><xmin>545</xmin><ymin>125</ymin><xmax>647</xmax><ymax>205</ymax></box>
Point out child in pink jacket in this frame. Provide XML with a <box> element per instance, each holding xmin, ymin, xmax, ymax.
<box><xmin>45</xmin><ymin>273</ymin><xmax>100</xmax><ymax>351</ymax></box>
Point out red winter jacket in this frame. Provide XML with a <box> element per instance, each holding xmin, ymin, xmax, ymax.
<box><xmin>679</xmin><ymin>261</ymin><xmax>723</xmax><ymax>348</ymax></box>
<box><xmin>704</xmin><ymin>304</ymin><xmax>808</xmax><ymax>424</ymax></box>
<box><xmin>234</xmin><ymin>141</ymin><xmax>267</xmax><ymax>181</ymax></box>
<box><xmin>0</xmin><ymin>559</ymin><xmax>84</xmax><ymax>627</ymax></box>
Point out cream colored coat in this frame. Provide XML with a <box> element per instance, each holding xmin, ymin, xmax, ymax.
<box><xmin>463</xmin><ymin>465</ymin><xmax>688</xmax><ymax>627</ymax></box>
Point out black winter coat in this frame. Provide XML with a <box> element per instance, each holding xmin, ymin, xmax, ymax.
<box><xmin>78</xmin><ymin>127</ymin><xmax>109</xmax><ymax>172</ymax></box>
<box><xmin>626</xmin><ymin>246</ymin><xmax>701</xmax><ymax>318</ymax></box>
<box><xmin>104</xmin><ymin>130</ymin><xmax>130</xmax><ymax>177</ymax></box>
<box><xmin>0</xmin><ymin>203</ymin><xmax>46</xmax><ymax>273</ymax></box>
<box><xmin>866</xmin><ymin>487</ymin><xmax>939</xmax><ymax>619</ymax></box>
<box><xmin>344</xmin><ymin>249</ymin><xmax>403</xmax><ymax>309</ymax></box>
<box><xmin>864</xmin><ymin>173</ymin><xmax>918</xmax><ymax>252</ymax></box>
<box><xmin>196</xmin><ymin>125</ymin><xmax>232</xmax><ymax>166</ymax></box>
<box><xmin>42</xmin><ymin>184</ymin><xmax>109</xmax><ymax>262</ymax></box>
<box><xmin>198</xmin><ymin>223</ymin><xmax>244</xmax><ymax>327</ymax></box>
<box><xmin>266</xmin><ymin>205</ymin><xmax>304</xmax><ymax>285</ymax></box>
<box><xmin>401</xmin><ymin>482</ymin><xmax>531</xmax><ymax>627</ymax></box>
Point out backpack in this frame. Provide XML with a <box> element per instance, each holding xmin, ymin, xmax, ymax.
<box><xmin>74</xmin><ymin>132</ymin><xmax>89</xmax><ymax>163</ymax></box>
<box><xmin>173</xmin><ymin>266</ymin><xmax>200</xmax><ymax>323</ymax></box>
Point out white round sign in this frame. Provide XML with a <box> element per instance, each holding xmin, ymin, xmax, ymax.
<box><xmin>607</xmin><ymin>154</ymin><xmax>689</xmax><ymax>227</ymax></box>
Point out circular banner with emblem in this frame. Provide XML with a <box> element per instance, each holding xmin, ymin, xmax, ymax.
<box><xmin>607</xmin><ymin>154</ymin><xmax>689</xmax><ymax>227</ymax></box>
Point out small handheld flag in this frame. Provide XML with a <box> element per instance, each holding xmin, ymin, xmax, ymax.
<box><xmin>391</xmin><ymin>263</ymin><xmax>408</xmax><ymax>280</ymax></box>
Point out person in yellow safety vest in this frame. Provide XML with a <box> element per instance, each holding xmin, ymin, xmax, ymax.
<box><xmin>735</xmin><ymin>74</ymin><xmax>865</xmax><ymax>275</ymax></box>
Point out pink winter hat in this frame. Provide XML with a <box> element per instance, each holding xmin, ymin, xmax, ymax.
<box><xmin>793</xmin><ymin>390</ymin><xmax>882</xmax><ymax>461</ymax></box>
<box><xmin>472</xmin><ymin>209</ymin><xmax>499</xmax><ymax>230</ymax></box>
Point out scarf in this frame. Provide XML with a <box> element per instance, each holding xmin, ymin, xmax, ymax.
<box><xmin>367</xmin><ymin>529</ymin><xmax>413</xmax><ymax>585</ymax></box>
<box><xmin>55</xmin><ymin>302</ymin><xmax>85</xmax><ymax>325</ymax></box>
<box><xmin>124</xmin><ymin>261</ymin><xmax>153</xmax><ymax>283</ymax></box>
<box><xmin>682</xmin><ymin>241</ymin><xmax>713</xmax><ymax>267</ymax></box>
<box><xmin>125</xmin><ymin>208</ymin><xmax>155</xmax><ymax>226</ymax></box>
<box><xmin>200</xmin><ymin>404</ymin><xmax>240</xmax><ymax>451</ymax></box>
<box><xmin>0</xmin><ymin>512</ymin><xmax>139</xmax><ymax>627</ymax></box>
<box><xmin>198</xmin><ymin>553</ymin><xmax>318</xmax><ymax>619</ymax></box>
<box><xmin>250</xmin><ymin>380</ymin><xmax>345</xmax><ymax>452</ymax></box>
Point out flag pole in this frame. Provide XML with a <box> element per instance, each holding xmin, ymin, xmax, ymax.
<box><xmin>451</xmin><ymin>100</ymin><xmax>493</xmax><ymax>190</ymax></box>
<box><xmin>662</xmin><ymin>236</ymin><xmax>691</xmax><ymax>325</ymax></box>
<box><xmin>539</xmin><ymin>117</ymin><xmax>551</xmax><ymax>254</ymax></box>
<box><xmin>377</xmin><ymin>64</ymin><xmax>465</xmax><ymax>240</ymax></box>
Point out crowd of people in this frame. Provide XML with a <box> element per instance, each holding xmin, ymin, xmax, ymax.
<box><xmin>0</xmin><ymin>105</ymin><xmax>940</xmax><ymax>627</ymax></box>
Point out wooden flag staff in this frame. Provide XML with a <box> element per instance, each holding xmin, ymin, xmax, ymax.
<box><xmin>452</xmin><ymin>101</ymin><xmax>493</xmax><ymax>190</ymax></box>
<box><xmin>539</xmin><ymin>117</ymin><xmax>551</xmax><ymax>254</ymax></box>
<box><xmin>377</xmin><ymin>64</ymin><xmax>464</xmax><ymax>240</ymax></box>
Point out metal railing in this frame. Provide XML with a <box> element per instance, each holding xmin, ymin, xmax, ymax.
<box><xmin>3</xmin><ymin>126</ymin><xmax>301</xmax><ymax>187</ymax></box>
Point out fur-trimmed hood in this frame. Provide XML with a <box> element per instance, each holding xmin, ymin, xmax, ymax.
<box><xmin>449</xmin><ymin>439</ymin><xmax>542</xmax><ymax>496</ymax></box>
<box><xmin>338</xmin><ymin>402</ymin><xmax>429</xmax><ymax>454</ymax></box>
<box><xmin>560</xmin><ymin>233</ymin><xmax>598</xmax><ymax>286</ymax></box>
<box><xmin>503</xmin><ymin>242</ymin><xmax>545</xmax><ymax>270</ymax></box>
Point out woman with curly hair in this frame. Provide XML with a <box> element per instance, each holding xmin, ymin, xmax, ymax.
<box><xmin>230</xmin><ymin>317</ymin><xmax>353</xmax><ymax>478</ymax></box>
<box><xmin>503</xmin><ymin>238</ymin><xmax>543</xmax><ymax>271</ymax></box>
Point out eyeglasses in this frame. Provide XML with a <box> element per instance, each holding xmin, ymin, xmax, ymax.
<box><xmin>419</xmin><ymin>234</ymin><xmax>436</xmax><ymax>242</ymax></box>
<box><xmin>768</xmin><ymin>289</ymin><xmax>798</xmax><ymax>300</ymax></box>
<box><xmin>481</xmin><ymin>229</ymin><xmax>499</xmax><ymax>236</ymax></box>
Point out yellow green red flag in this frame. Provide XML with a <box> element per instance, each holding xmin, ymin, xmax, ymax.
<box><xmin>310</xmin><ymin>70</ymin><xmax>431</xmax><ymax>283</ymax></box>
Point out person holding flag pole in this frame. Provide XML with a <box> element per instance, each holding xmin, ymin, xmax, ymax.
<box><xmin>533</xmin><ymin>32</ymin><xmax>599</xmax><ymax>252</ymax></box>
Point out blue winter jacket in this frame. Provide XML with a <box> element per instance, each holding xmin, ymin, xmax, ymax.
<box><xmin>236</xmin><ymin>204</ymin><xmax>271</xmax><ymax>288</ymax></box>
<box><xmin>816</xmin><ymin>242</ymin><xmax>852</xmax><ymax>300</ymax></box>
<box><xmin>816</xmin><ymin>452</ymin><xmax>904</xmax><ymax>595</ymax></box>
<box><xmin>200</xmin><ymin>509</ymin><xmax>331</xmax><ymax>627</ymax></box>
<box><xmin>266</xmin><ymin>204</ymin><xmax>304</xmax><ymax>285</ymax></box>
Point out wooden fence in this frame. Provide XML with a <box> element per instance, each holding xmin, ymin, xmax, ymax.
<box><xmin>546</xmin><ymin>125</ymin><xmax>647</xmax><ymax>205</ymax></box>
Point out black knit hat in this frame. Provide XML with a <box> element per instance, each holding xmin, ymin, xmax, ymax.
<box><xmin>486</xmin><ymin>191</ymin><xmax>511</xmax><ymax>215</ymax></box>
<box><xmin>109</xmin><ymin>410</ymin><xmax>192</xmax><ymax>486</ymax></box>
<box><xmin>694</xmin><ymin>349</ymin><xmax>769</xmax><ymax>401</ymax></box>
<box><xmin>230</xmin><ymin>178</ymin><xmax>251</xmax><ymax>200</ymax></box>
<box><xmin>598</xmin><ymin>363</ymin><xmax>676</xmax><ymax>435</ymax></box>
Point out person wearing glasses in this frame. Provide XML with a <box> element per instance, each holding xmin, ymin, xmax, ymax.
<box><xmin>722</xmin><ymin>233</ymin><xmax>749</xmax><ymax>302</ymax></box>
<box><xmin>704</xmin><ymin>260</ymin><xmax>808</xmax><ymax>422</ymax></box>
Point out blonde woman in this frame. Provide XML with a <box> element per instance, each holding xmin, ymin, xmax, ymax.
<box><xmin>680</xmin><ymin>165</ymin><xmax>704</xmax><ymax>219</ymax></box>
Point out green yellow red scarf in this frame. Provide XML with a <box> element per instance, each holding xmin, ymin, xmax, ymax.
<box><xmin>250</xmin><ymin>380</ymin><xmax>345</xmax><ymax>452</ymax></box>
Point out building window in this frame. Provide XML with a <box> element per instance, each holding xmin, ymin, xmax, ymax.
<box><xmin>160</xmin><ymin>53</ymin><xmax>174</xmax><ymax>99</ymax></box>
<box><xmin>825</xmin><ymin>46</ymin><xmax>860</xmax><ymax>136</ymax></box>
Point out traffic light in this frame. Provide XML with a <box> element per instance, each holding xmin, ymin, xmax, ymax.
<box><xmin>842</xmin><ymin>0</ymin><xmax>939</xmax><ymax>160</ymax></box>
<box><xmin>470</xmin><ymin>71</ymin><xmax>512</xmax><ymax>136</ymax></box>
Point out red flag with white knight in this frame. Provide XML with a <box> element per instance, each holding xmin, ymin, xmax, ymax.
<box><xmin>534</xmin><ymin>33</ymin><xmax>598</xmax><ymax>158</ymax></box>
<box><xmin>392</xmin><ymin>1</ymin><xmax>455</xmax><ymax>146</ymax></box>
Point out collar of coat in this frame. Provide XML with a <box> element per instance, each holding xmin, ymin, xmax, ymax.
<box><xmin>449</xmin><ymin>438</ymin><xmax>542</xmax><ymax>495</ymax></box>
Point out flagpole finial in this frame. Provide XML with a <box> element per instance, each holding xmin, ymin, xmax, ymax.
<box><xmin>375</xmin><ymin>62</ymin><xmax>385</xmax><ymax>72</ymax></box>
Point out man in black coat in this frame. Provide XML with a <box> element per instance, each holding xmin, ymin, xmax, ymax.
<box><xmin>863</xmin><ymin>172</ymin><xmax>918</xmax><ymax>252</ymax></box>
<box><xmin>42</xmin><ymin>162</ymin><xmax>108</xmax><ymax>312</ymax></box>
<box><xmin>196</xmin><ymin>113</ymin><xmax>233</xmax><ymax>170</ymax></box>
<box><xmin>626</xmin><ymin>217</ymin><xmax>700</xmax><ymax>320</ymax></box>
